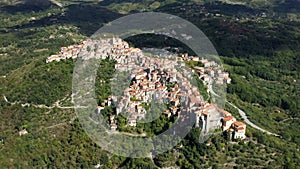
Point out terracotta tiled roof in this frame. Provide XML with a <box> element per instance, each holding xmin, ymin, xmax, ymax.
<box><xmin>236</xmin><ymin>127</ymin><xmax>244</xmax><ymax>131</ymax></box>
<box><xmin>221</xmin><ymin>110</ymin><xmax>231</xmax><ymax>116</ymax></box>
<box><xmin>223</xmin><ymin>116</ymin><xmax>234</xmax><ymax>122</ymax></box>
<box><xmin>164</xmin><ymin>109</ymin><xmax>171</xmax><ymax>114</ymax></box>
<box><xmin>233</xmin><ymin>121</ymin><xmax>245</xmax><ymax>127</ymax></box>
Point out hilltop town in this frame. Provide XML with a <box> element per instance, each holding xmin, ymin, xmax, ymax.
<box><xmin>47</xmin><ymin>37</ymin><xmax>245</xmax><ymax>140</ymax></box>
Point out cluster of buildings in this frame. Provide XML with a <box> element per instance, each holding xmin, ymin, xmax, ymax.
<box><xmin>180</xmin><ymin>53</ymin><xmax>231</xmax><ymax>85</ymax></box>
<box><xmin>46</xmin><ymin>37</ymin><xmax>137</xmax><ymax>63</ymax></box>
<box><xmin>195</xmin><ymin>103</ymin><xmax>246</xmax><ymax>140</ymax></box>
<box><xmin>222</xmin><ymin>115</ymin><xmax>246</xmax><ymax>140</ymax></box>
<box><xmin>46</xmin><ymin>42</ymin><xmax>83</xmax><ymax>63</ymax></box>
<box><xmin>47</xmin><ymin>37</ymin><xmax>245</xmax><ymax>140</ymax></box>
<box><xmin>116</xmin><ymin>67</ymin><xmax>189</xmax><ymax>127</ymax></box>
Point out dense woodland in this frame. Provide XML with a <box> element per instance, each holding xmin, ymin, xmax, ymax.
<box><xmin>0</xmin><ymin>0</ymin><xmax>299</xmax><ymax>168</ymax></box>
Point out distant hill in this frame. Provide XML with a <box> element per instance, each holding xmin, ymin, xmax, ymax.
<box><xmin>0</xmin><ymin>0</ymin><xmax>58</xmax><ymax>13</ymax></box>
<box><xmin>0</xmin><ymin>0</ymin><xmax>52</xmax><ymax>6</ymax></box>
<box><xmin>96</xmin><ymin>0</ymin><xmax>300</xmax><ymax>14</ymax></box>
<box><xmin>0</xmin><ymin>0</ymin><xmax>63</xmax><ymax>11</ymax></box>
<box><xmin>1</xmin><ymin>0</ymin><xmax>298</xmax><ymax>14</ymax></box>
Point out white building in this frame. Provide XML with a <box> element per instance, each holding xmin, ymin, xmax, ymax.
<box><xmin>222</xmin><ymin>116</ymin><xmax>236</xmax><ymax>131</ymax></box>
<box><xmin>19</xmin><ymin>129</ymin><xmax>28</xmax><ymax>136</ymax></box>
<box><xmin>232</xmin><ymin>121</ymin><xmax>246</xmax><ymax>140</ymax></box>
<box><xmin>128</xmin><ymin>118</ymin><xmax>137</xmax><ymax>127</ymax></box>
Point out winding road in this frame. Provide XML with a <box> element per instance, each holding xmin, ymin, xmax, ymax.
<box><xmin>226</xmin><ymin>101</ymin><xmax>280</xmax><ymax>137</ymax></box>
<box><xmin>3</xmin><ymin>78</ymin><xmax>280</xmax><ymax>137</ymax></box>
<box><xmin>207</xmin><ymin>80</ymin><xmax>280</xmax><ymax>137</ymax></box>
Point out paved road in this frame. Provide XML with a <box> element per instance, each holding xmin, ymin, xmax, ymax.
<box><xmin>207</xmin><ymin>81</ymin><xmax>220</xmax><ymax>97</ymax></box>
<box><xmin>207</xmin><ymin>81</ymin><xmax>280</xmax><ymax>137</ymax></box>
<box><xmin>226</xmin><ymin>101</ymin><xmax>280</xmax><ymax>137</ymax></box>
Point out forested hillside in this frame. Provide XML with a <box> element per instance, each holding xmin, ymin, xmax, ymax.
<box><xmin>0</xmin><ymin>0</ymin><xmax>299</xmax><ymax>168</ymax></box>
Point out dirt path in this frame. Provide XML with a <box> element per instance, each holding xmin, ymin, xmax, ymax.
<box><xmin>3</xmin><ymin>95</ymin><xmax>86</xmax><ymax>109</ymax></box>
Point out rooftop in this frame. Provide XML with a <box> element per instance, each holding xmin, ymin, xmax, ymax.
<box><xmin>223</xmin><ymin>116</ymin><xmax>235</xmax><ymax>122</ymax></box>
